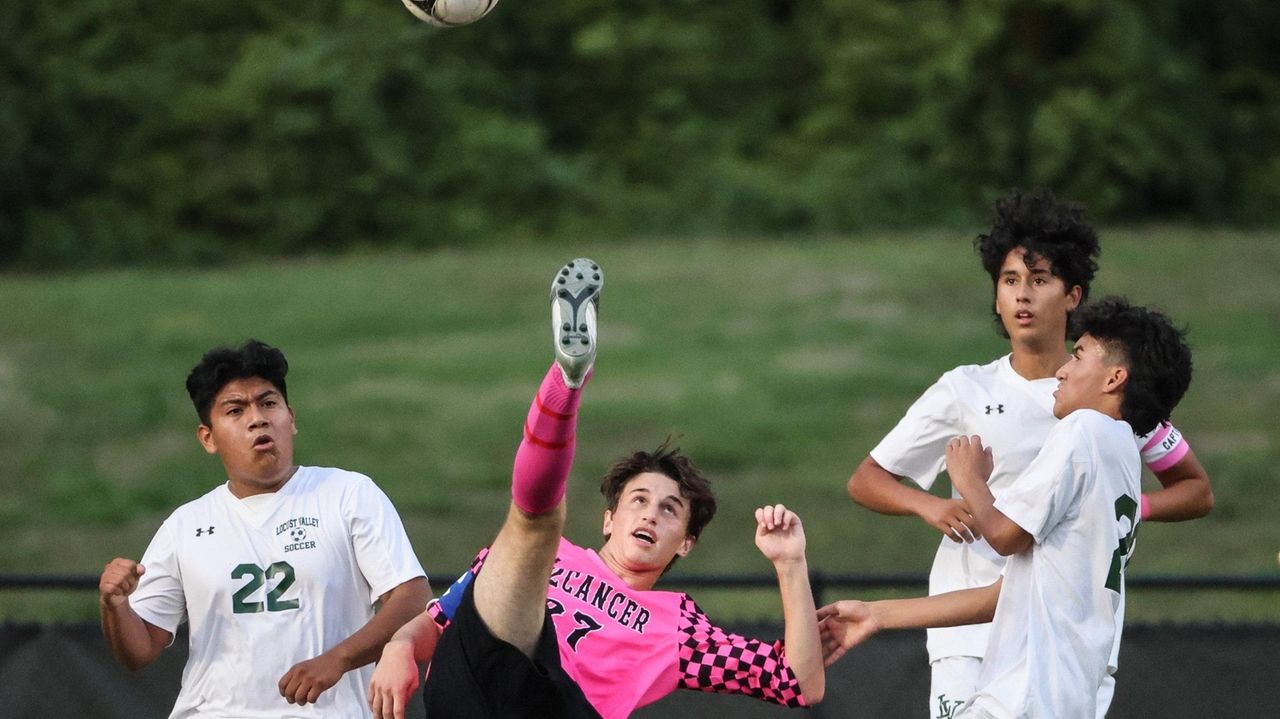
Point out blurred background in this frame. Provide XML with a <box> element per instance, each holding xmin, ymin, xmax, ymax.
<box><xmin>5</xmin><ymin>0</ymin><xmax>1280</xmax><ymax>268</ymax></box>
<box><xmin>2</xmin><ymin>2</ymin><xmax>1279</xmax><ymax>713</ymax></box>
<box><xmin>4</xmin><ymin>0</ymin><xmax>1280</xmax><ymax>612</ymax></box>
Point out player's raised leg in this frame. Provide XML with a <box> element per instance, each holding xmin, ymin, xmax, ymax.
<box><xmin>472</xmin><ymin>258</ymin><xmax>602</xmax><ymax>657</ymax></box>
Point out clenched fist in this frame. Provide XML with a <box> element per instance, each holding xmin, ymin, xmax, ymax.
<box><xmin>100</xmin><ymin>558</ymin><xmax>145</xmax><ymax>609</ymax></box>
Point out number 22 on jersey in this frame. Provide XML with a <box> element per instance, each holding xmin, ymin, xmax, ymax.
<box><xmin>231</xmin><ymin>561</ymin><xmax>300</xmax><ymax>613</ymax></box>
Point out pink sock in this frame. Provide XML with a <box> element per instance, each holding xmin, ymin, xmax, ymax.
<box><xmin>511</xmin><ymin>364</ymin><xmax>587</xmax><ymax>514</ymax></box>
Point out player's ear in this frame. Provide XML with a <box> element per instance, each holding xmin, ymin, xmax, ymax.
<box><xmin>1065</xmin><ymin>284</ymin><xmax>1083</xmax><ymax>312</ymax></box>
<box><xmin>1104</xmin><ymin>365</ymin><xmax>1128</xmax><ymax>394</ymax></box>
<box><xmin>289</xmin><ymin>406</ymin><xmax>298</xmax><ymax>435</ymax></box>
<box><xmin>602</xmin><ymin>510</ymin><xmax>614</xmax><ymax>539</ymax></box>
<box><xmin>676</xmin><ymin>535</ymin><xmax>695</xmax><ymax>558</ymax></box>
<box><xmin>196</xmin><ymin>424</ymin><xmax>218</xmax><ymax>454</ymax></box>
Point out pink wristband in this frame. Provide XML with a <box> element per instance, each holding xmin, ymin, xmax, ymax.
<box><xmin>1139</xmin><ymin>494</ymin><xmax>1152</xmax><ymax>521</ymax></box>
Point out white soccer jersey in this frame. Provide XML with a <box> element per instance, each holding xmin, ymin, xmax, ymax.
<box><xmin>869</xmin><ymin>354</ymin><xmax>1185</xmax><ymax>663</ymax></box>
<box><xmin>129</xmin><ymin>466</ymin><xmax>426</xmax><ymax>719</ymax></box>
<box><xmin>963</xmin><ymin>410</ymin><xmax>1141</xmax><ymax>719</ymax></box>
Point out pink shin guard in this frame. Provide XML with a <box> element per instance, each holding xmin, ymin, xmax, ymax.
<box><xmin>511</xmin><ymin>364</ymin><xmax>585</xmax><ymax>514</ymax></box>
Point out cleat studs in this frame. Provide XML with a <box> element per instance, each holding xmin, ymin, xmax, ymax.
<box><xmin>591</xmin><ymin>264</ymin><xmax>598</xmax><ymax>270</ymax></box>
<box><xmin>563</xmin><ymin>323</ymin><xmax>571</xmax><ymax>331</ymax></box>
<box><xmin>558</xmin><ymin>289</ymin><xmax>569</xmax><ymax>298</ymax></box>
<box><xmin>593</xmin><ymin>273</ymin><xmax>600</xmax><ymax>280</ymax></box>
<box><xmin>580</xmin><ymin>338</ymin><xmax>589</xmax><ymax>345</ymax></box>
<box><xmin>557</xmin><ymin>277</ymin><xmax>566</xmax><ymax>284</ymax></box>
<box><xmin>576</xmin><ymin>272</ymin><xmax>584</xmax><ymax>279</ymax></box>
<box><xmin>579</xmin><ymin>324</ymin><xmax>588</xmax><ymax>332</ymax></box>
<box><xmin>561</xmin><ymin>268</ymin><xmax>569</xmax><ymax>276</ymax></box>
<box><xmin>561</xmin><ymin>338</ymin><xmax>571</xmax><ymax>345</ymax></box>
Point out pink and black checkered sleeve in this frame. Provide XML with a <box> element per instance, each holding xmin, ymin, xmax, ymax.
<box><xmin>676</xmin><ymin>596</ymin><xmax>807</xmax><ymax>707</ymax></box>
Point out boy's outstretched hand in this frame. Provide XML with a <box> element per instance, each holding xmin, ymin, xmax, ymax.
<box><xmin>816</xmin><ymin>600</ymin><xmax>881</xmax><ymax>667</ymax></box>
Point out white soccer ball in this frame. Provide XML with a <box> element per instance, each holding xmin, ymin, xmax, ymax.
<box><xmin>401</xmin><ymin>0</ymin><xmax>499</xmax><ymax>27</ymax></box>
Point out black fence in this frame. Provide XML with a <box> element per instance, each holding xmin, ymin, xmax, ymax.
<box><xmin>3</xmin><ymin>573</ymin><xmax>1278</xmax><ymax>718</ymax></box>
<box><xmin>2</xmin><ymin>620</ymin><xmax>1277</xmax><ymax>718</ymax></box>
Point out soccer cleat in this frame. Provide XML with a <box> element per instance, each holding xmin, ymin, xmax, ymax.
<box><xmin>550</xmin><ymin>258</ymin><xmax>602</xmax><ymax>389</ymax></box>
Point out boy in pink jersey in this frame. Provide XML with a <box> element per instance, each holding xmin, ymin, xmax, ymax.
<box><xmin>368</xmin><ymin>259</ymin><xmax>824</xmax><ymax>719</ymax></box>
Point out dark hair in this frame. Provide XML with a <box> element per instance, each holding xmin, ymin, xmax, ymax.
<box><xmin>186</xmin><ymin>339</ymin><xmax>290</xmax><ymax>426</ymax></box>
<box><xmin>974</xmin><ymin>187</ymin><xmax>1101</xmax><ymax>338</ymax></box>
<box><xmin>600</xmin><ymin>440</ymin><xmax>717</xmax><ymax>570</ymax></box>
<box><xmin>1070</xmin><ymin>296</ymin><xmax>1192</xmax><ymax>436</ymax></box>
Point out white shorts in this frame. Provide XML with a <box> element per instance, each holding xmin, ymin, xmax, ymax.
<box><xmin>929</xmin><ymin>656</ymin><xmax>982</xmax><ymax>719</ymax></box>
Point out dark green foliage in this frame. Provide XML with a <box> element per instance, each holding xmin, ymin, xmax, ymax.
<box><xmin>4</xmin><ymin>0</ymin><xmax>1279</xmax><ymax>267</ymax></box>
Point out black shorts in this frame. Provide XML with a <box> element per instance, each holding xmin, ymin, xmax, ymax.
<box><xmin>422</xmin><ymin>579</ymin><xmax>600</xmax><ymax>719</ymax></box>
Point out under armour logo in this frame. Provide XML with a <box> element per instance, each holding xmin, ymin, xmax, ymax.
<box><xmin>985</xmin><ymin>404</ymin><xmax>1004</xmax><ymax>415</ymax></box>
<box><xmin>195</xmin><ymin>526</ymin><xmax>215</xmax><ymax>537</ymax></box>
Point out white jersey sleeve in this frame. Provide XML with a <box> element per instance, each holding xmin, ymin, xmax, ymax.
<box><xmin>130</xmin><ymin>519</ymin><xmax>187</xmax><ymax>636</ymax></box>
<box><xmin>345</xmin><ymin>475</ymin><xmax>426</xmax><ymax>603</ymax></box>
<box><xmin>869</xmin><ymin>375</ymin><xmax>962</xmax><ymax>491</ymax></box>
<box><xmin>994</xmin><ymin>418</ymin><xmax>1087</xmax><ymax>543</ymax></box>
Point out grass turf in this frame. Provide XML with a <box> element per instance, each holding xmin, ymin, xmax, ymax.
<box><xmin>1</xmin><ymin>230</ymin><xmax>1277</xmax><ymax>621</ymax></box>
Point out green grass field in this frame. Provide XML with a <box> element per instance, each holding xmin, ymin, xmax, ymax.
<box><xmin>2</xmin><ymin>231</ymin><xmax>1278</xmax><ymax>622</ymax></box>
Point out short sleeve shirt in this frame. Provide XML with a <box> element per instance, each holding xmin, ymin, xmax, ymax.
<box><xmin>429</xmin><ymin>538</ymin><xmax>806</xmax><ymax>719</ymax></box>
<box><xmin>869</xmin><ymin>355</ymin><xmax>1188</xmax><ymax>661</ymax></box>
<box><xmin>130</xmin><ymin>467</ymin><xmax>426</xmax><ymax>718</ymax></box>
<box><xmin>966</xmin><ymin>411</ymin><xmax>1141</xmax><ymax>718</ymax></box>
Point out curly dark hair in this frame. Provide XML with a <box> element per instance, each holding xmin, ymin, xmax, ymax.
<box><xmin>1070</xmin><ymin>296</ymin><xmax>1192</xmax><ymax>436</ymax></box>
<box><xmin>600</xmin><ymin>439</ymin><xmax>717</xmax><ymax>572</ymax></box>
<box><xmin>974</xmin><ymin>187</ymin><xmax>1101</xmax><ymax>338</ymax></box>
<box><xmin>186</xmin><ymin>339</ymin><xmax>290</xmax><ymax>426</ymax></box>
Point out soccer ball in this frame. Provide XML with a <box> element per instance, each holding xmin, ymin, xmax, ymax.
<box><xmin>402</xmin><ymin>0</ymin><xmax>500</xmax><ymax>27</ymax></box>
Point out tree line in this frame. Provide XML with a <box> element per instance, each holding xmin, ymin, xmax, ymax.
<box><xmin>4</xmin><ymin>0</ymin><xmax>1277</xmax><ymax>267</ymax></box>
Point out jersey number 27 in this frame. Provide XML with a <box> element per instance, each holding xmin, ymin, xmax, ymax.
<box><xmin>546</xmin><ymin>598</ymin><xmax>604</xmax><ymax>650</ymax></box>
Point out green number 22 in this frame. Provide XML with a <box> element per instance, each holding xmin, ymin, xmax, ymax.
<box><xmin>1105</xmin><ymin>495</ymin><xmax>1139</xmax><ymax>594</ymax></box>
<box><xmin>231</xmin><ymin>562</ymin><xmax>300</xmax><ymax>614</ymax></box>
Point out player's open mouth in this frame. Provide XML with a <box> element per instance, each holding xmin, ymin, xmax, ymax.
<box><xmin>632</xmin><ymin>530</ymin><xmax>656</xmax><ymax>544</ymax></box>
<box><xmin>1015</xmin><ymin>311</ymin><xmax>1033</xmax><ymax>320</ymax></box>
<box><xmin>253</xmin><ymin>435</ymin><xmax>275</xmax><ymax>450</ymax></box>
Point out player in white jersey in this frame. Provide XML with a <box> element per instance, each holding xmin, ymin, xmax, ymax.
<box><xmin>845</xmin><ymin>188</ymin><xmax>1212</xmax><ymax>718</ymax></box>
<box><xmin>99</xmin><ymin>340</ymin><xmax>430</xmax><ymax>718</ymax></box>
<box><xmin>821</xmin><ymin>296</ymin><xmax>1195</xmax><ymax>719</ymax></box>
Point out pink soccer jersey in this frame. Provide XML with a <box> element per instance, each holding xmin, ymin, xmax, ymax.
<box><xmin>428</xmin><ymin>538</ymin><xmax>807</xmax><ymax>718</ymax></box>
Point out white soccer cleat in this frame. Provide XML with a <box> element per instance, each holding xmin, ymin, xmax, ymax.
<box><xmin>551</xmin><ymin>258</ymin><xmax>601</xmax><ymax>389</ymax></box>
